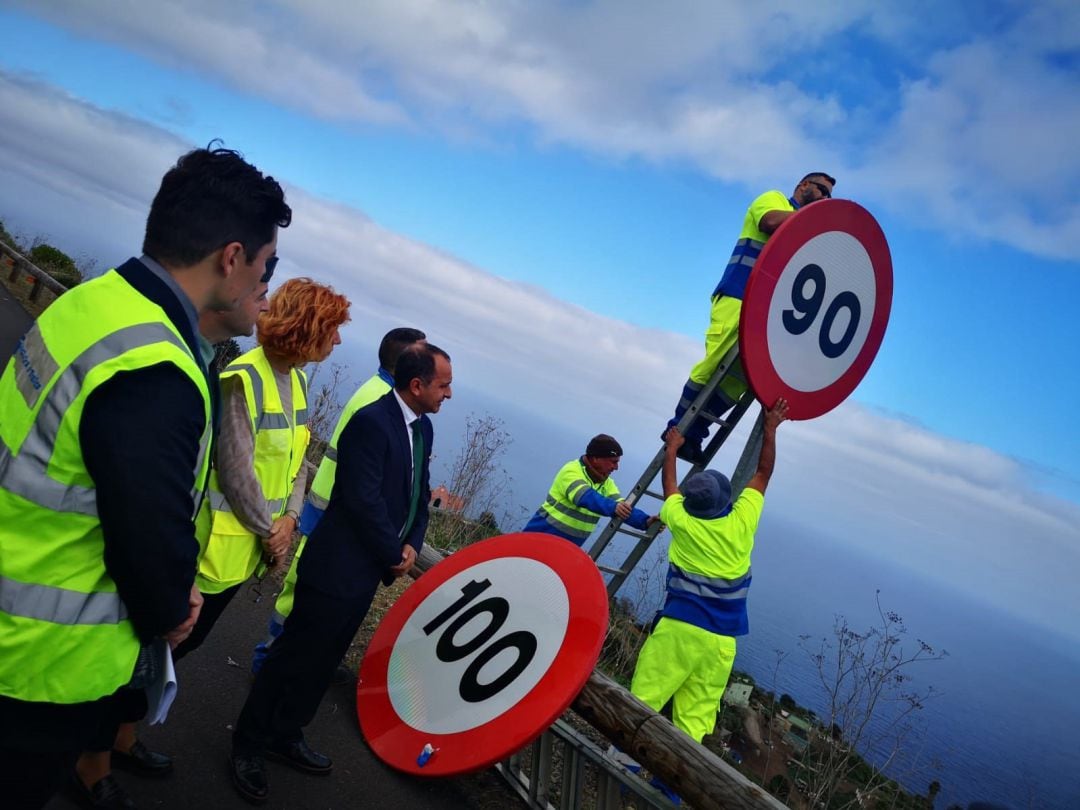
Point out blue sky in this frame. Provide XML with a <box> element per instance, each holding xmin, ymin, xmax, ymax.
<box><xmin>0</xmin><ymin>2</ymin><xmax>1078</xmax><ymax>644</ymax></box>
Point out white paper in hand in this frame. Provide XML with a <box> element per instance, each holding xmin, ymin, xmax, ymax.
<box><xmin>144</xmin><ymin>638</ymin><xmax>178</xmax><ymax>725</ymax></box>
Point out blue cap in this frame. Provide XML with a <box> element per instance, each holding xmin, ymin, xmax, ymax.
<box><xmin>680</xmin><ymin>470</ymin><xmax>733</xmax><ymax>519</ymax></box>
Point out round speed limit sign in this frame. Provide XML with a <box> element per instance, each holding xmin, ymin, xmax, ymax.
<box><xmin>740</xmin><ymin>199</ymin><xmax>893</xmax><ymax>420</ymax></box>
<box><xmin>357</xmin><ymin>533</ymin><xmax>608</xmax><ymax>776</ymax></box>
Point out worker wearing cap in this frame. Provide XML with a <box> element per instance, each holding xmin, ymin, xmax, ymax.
<box><xmin>631</xmin><ymin>399</ymin><xmax>789</xmax><ymax>748</ymax></box>
<box><xmin>523</xmin><ymin>434</ymin><xmax>653</xmax><ymax>547</ymax></box>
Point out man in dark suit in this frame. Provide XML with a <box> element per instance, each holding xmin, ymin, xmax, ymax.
<box><xmin>229</xmin><ymin>344</ymin><xmax>452</xmax><ymax>803</ymax></box>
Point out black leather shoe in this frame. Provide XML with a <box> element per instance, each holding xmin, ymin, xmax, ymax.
<box><xmin>112</xmin><ymin>740</ymin><xmax>173</xmax><ymax>776</ymax></box>
<box><xmin>70</xmin><ymin>773</ymin><xmax>138</xmax><ymax>809</ymax></box>
<box><xmin>229</xmin><ymin>752</ymin><xmax>269</xmax><ymax>804</ymax></box>
<box><xmin>267</xmin><ymin>739</ymin><xmax>333</xmax><ymax>774</ymax></box>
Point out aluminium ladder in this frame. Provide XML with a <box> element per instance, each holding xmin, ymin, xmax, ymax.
<box><xmin>587</xmin><ymin>345</ymin><xmax>758</xmax><ymax>597</ymax></box>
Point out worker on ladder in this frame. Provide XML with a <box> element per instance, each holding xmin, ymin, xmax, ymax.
<box><xmin>523</xmin><ymin>434</ymin><xmax>655</xmax><ymax>547</ymax></box>
<box><xmin>665</xmin><ymin>173</ymin><xmax>834</xmax><ymax>463</ymax></box>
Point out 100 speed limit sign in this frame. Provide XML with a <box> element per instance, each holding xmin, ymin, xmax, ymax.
<box><xmin>357</xmin><ymin>533</ymin><xmax>608</xmax><ymax>776</ymax></box>
<box><xmin>740</xmin><ymin>199</ymin><xmax>893</xmax><ymax>420</ymax></box>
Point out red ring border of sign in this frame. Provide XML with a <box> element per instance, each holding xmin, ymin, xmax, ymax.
<box><xmin>739</xmin><ymin>198</ymin><xmax>893</xmax><ymax>420</ymax></box>
<box><xmin>357</xmin><ymin>532</ymin><xmax>609</xmax><ymax>776</ymax></box>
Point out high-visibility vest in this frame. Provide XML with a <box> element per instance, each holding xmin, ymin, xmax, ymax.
<box><xmin>196</xmin><ymin>346</ymin><xmax>309</xmax><ymax>593</ymax></box>
<box><xmin>657</xmin><ymin>490</ymin><xmax>763</xmax><ymax>637</ymax></box>
<box><xmin>0</xmin><ymin>269</ymin><xmax>212</xmax><ymax>704</ymax></box>
<box><xmin>298</xmin><ymin>369</ymin><xmax>391</xmax><ymax>535</ymax></box>
<box><xmin>528</xmin><ymin>458</ymin><xmax>621</xmax><ymax>544</ymax></box>
<box><xmin>712</xmin><ymin>191</ymin><xmax>798</xmax><ymax>300</ymax></box>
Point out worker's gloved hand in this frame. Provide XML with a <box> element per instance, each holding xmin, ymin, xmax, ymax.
<box><xmin>614</xmin><ymin>501</ymin><xmax>633</xmax><ymax>520</ymax></box>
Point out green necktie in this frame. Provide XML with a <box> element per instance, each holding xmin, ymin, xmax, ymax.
<box><xmin>400</xmin><ymin>420</ymin><xmax>424</xmax><ymax>540</ymax></box>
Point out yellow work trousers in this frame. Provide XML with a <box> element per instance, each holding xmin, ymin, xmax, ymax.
<box><xmin>688</xmin><ymin>295</ymin><xmax>747</xmax><ymax>402</ymax></box>
<box><xmin>630</xmin><ymin>617</ymin><xmax>737</xmax><ymax>743</ymax></box>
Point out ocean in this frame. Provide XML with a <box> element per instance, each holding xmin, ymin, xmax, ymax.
<box><xmin>607</xmin><ymin>514</ymin><xmax>1080</xmax><ymax>810</ymax></box>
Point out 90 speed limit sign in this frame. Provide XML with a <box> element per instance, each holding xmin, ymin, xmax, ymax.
<box><xmin>740</xmin><ymin>199</ymin><xmax>893</xmax><ymax>420</ymax></box>
<box><xmin>357</xmin><ymin>533</ymin><xmax>608</xmax><ymax>776</ymax></box>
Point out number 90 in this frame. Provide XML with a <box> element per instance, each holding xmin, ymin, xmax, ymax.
<box><xmin>781</xmin><ymin>263</ymin><xmax>861</xmax><ymax>359</ymax></box>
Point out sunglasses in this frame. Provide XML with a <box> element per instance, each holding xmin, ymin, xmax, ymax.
<box><xmin>261</xmin><ymin>254</ymin><xmax>279</xmax><ymax>283</ymax></box>
<box><xmin>808</xmin><ymin>181</ymin><xmax>831</xmax><ymax>199</ymax></box>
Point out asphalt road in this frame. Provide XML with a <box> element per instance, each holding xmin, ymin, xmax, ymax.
<box><xmin>0</xmin><ymin>278</ymin><xmax>32</xmax><ymax>358</ymax></box>
<box><xmin>44</xmin><ymin>580</ymin><xmax>513</xmax><ymax>810</ymax></box>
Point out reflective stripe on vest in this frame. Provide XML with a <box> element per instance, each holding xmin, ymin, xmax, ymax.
<box><xmin>0</xmin><ymin>575</ymin><xmax>128</xmax><ymax>625</ymax></box>
<box><xmin>207</xmin><ymin>489</ymin><xmax>285</xmax><ymax>517</ymax></box>
<box><xmin>543</xmin><ymin>493</ymin><xmax>600</xmax><ymax>530</ymax></box>
<box><xmin>667</xmin><ymin>562</ymin><xmax>752</xmax><ymax>601</ymax></box>
<box><xmin>0</xmin><ymin>323</ymin><xmax>192</xmax><ymax>515</ymax></box>
<box><xmin>712</xmin><ymin>237</ymin><xmax>766</xmax><ymax>300</ymax></box>
<box><xmin>661</xmin><ymin>561</ymin><xmax>752</xmax><ymax>636</ymax></box>
<box><xmin>198</xmin><ymin>347</ymin><xmax>309</xmax><ymax>591</ymax></box>
<box><xmin>534</xmin><ymin>459</ymin><xmax>619</xmax><ymax>541</ymax></box>
<box><xmin>0</xmin><ymin>268</ymin><xmax>212</xmax><ymax>704</ymax></box>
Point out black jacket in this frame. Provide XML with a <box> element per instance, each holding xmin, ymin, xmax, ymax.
<box><xmin>297</xmin><ymin>391</ymin><xmax>433</xmax><ymax>599</ymax></box>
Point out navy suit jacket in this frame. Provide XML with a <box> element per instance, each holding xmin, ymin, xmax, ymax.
<box><xmin>297</xmin><ymin>391</ymin><xmax>433</xmax><ymax>599</ymax></box>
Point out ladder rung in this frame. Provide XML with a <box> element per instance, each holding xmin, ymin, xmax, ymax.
<box><xmin>616</xmin><ymin>527</ymin><xmax>650</xmax><ymax>540</ymax></box>
<box><xmin>596</xmin><ymin>563</ymin><xmax>625</xmax><ymax>576</ymax></box>
<box><xmin>697</xmin><ymin>412</ymin><xmax>732</xmax><ymax>427</ymax></box>
<box><xmin>642</xmin><ymin>488</ymin><xmax>665</xmax><ymax>501</ymax></box>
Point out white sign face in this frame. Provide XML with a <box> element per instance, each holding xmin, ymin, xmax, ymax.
<box><xmin>386</xmin><ymin>557</ymin><xmax>569</xmax><ymax>734</ymax></box>
<box><xmin>764</xmin><ymin>230</ymin><xmax>877</xmax><ymax>392</ymax></box>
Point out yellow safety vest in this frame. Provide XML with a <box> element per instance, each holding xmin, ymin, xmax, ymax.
<box><xmin>0</xmin><ymin>269</ymin><xmax>211</xmax><ymax>704</ymax></box>
<box><xmin>196</xmin><ymin>346</ymin><xmax>309</xmax><ymax>593</ymax></box>
<box><xmin>530</xmin><ymin>459</ymin><xmax>621</xmax><ymax>543</ymax></box>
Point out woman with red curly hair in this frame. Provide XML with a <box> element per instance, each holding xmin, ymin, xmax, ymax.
<box><xmin>176</xmin><ymin>278</ymin><xmax>351</xmax><ymax>659</ymax></box>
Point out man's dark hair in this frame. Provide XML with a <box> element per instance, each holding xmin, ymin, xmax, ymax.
<box><xmin>394</xmin><ymin>344</ymin><xmax>450</xmax><ymax>391</ymax></box>
<box><xmin>800</xmin><ymin>171</ymin><xmax>837</xmax><ymax>187</ymax></box>
<box><xmin>143</xmin><ymin>143</ymin><xmax>292</xmax><ymax>267</ymax></box>
<box><xmin>379</xmin><ymin>328</ymin><xmax>426</xmax><ymax>374</ymax></box>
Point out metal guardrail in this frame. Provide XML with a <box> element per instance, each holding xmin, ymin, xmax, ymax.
<box><xmin>497</xmin><ymin>718</ymin><xmax>678</xmax><ymax>810</ymax></box>
<box><xmin>0</xmin><ymin>241</ymin><xmax>69</xmax><ymax>302</ymax></box>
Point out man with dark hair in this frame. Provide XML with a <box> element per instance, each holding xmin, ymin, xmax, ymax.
<box><xmin>524</xmin><ymin>434</ymin><xmax>653</xmax><ymax>547</ymax></box>
<box><xmin>0</xmin><ymin>145</ymin><xmax>289</xmax><ymax>809</ymax></box>
<box><xmin>143</xmin><ymin>143</ymin><xmax>292</xmax><ymax>271</ymax></box>
<box><xmin>230</xmin><ymin>344</ymin><xmax>452</xmax><ymax>804</ymax></box>
<box><xmin>665</xmin><ymin>173</ymin><xmax>834</xmax><ymax>462</ymax></box>
<box><xmin>74</xmin><ymin>267</ymin><xmax>279</xmax><ymax>802</ymax></box>
<box><xmin>378</xmin><ymin>327</ymin><xmax>427</xmax><ymax>373</ymax></box>
<box><xmin>251</xmin><ymin>326</ymin><xmax>427</xmax><ymax>675</ymax></box>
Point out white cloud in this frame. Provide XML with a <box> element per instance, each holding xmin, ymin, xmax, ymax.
<box><xmin>1</xmin><ymin>70</ymin><xmax>1077</xmax><ymax>640</ymax></box>
<box><xmin>17</xmin><ymin>1</ymin><xmax>1080</xmax><ymax>260</ymax></box>
<box><xmin>856</xmin><ymin>37</ymin><xmax>1080</xmax><ymax>260</ymax></box>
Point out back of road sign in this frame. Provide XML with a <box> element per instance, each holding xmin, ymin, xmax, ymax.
<box><xmin>358</xmin><ymin>533</ymin><xmax>609</xmax><ymax>776</ymax></box>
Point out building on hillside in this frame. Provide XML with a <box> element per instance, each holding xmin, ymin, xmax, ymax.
<box><xmin>722</xmin><ymin>681</ymin><xmax>754</xmax><ymax>709</ymax></box>
<box><xmin>785</xmin><ymin>714</ymin><xmax>811</xmax><ymax>753</ymax></box>
<box><xmin>429</xmin><ymin>484</ymin><xmax>465</xmax><ymax>512</ymax></box>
